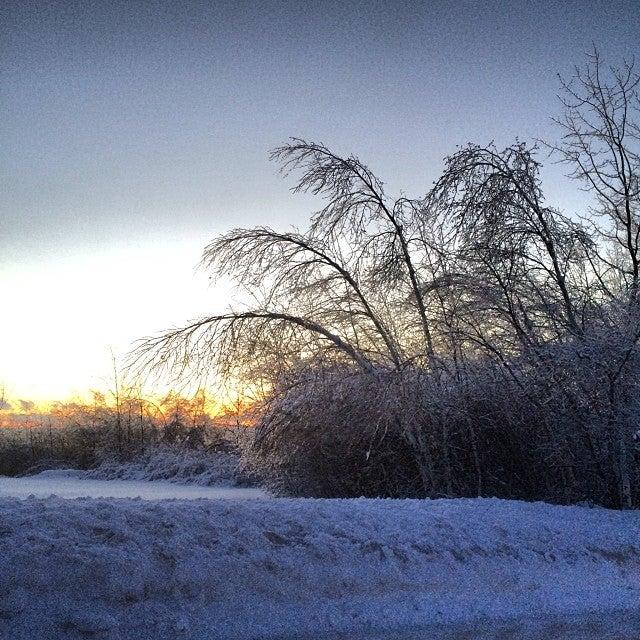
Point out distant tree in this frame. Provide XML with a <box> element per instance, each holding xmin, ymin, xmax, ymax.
<box><xmin>0</xmin><ymin>385</ymin><xmax>11</xmax><ymax>411</ymax></box>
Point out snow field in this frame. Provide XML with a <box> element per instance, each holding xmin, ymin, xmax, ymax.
<box><xmin>0</xmin><ymin>473</ymin><xmax>268</xmax><ymax>500</ymax></box>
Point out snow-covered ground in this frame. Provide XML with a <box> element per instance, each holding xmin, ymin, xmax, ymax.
<box><xmin>0</xmin><ymin>472</ymin><xmax>268</xmax><ymax>499</ymax></box>
<box><xmin>73</xmin><ymin>445</ymin><xmax>253</xmax><ymax>487</ymax></box>
<box><xmin>1</xmin><ymin>495</ymin><xmax>639</xmax><ymax>639</ymax></box>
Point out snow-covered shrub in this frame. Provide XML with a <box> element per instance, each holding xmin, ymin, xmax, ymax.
<box><xmin>85</xmin><ymin>444</ymin><xmax>258</xmax><ymax>487</ymax></box>
<box><xmin>245</xmin><ymin>367</ymin><xmax>425</xmax><ymax>497</ymax></box>
<box><xmin>243</xmin><ymin>364</ymin><xmax>537</xmax><ymax>498</ymax></box>
<box><xmin>246</xmin><ymin>325</ymin><xmax>640</xmax><ymax>507</ymax></box>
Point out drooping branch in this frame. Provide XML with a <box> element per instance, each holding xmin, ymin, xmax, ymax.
<box><xmin>272</xmin><ymin>139</ymin><xmax>436</xmax><ymax>363</ymax></box>
<box><xmin>129</xmin><ymin>311</ymin><xmax>375</xmax><ymax>385</ymax></box>
<box><xmin>429</xmin><ymin>143</ymin><xmax>584</xmax><ymax>338</ymax></box>
<box><xmin>201</xmin><ymin>228</ymin><xmax>403</xmax><ymax>367</ymax></box>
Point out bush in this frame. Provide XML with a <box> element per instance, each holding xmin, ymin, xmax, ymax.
<box><xmin>246</xmin><ymin>336</ymin><xmax>640</xmax><ymax>507</ymax></box>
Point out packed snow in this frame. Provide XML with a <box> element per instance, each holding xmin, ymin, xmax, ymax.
<box><xmin>0</xmin><ymin>472</ymin><xmax>268</xmax><ymax>500</ymax></box>
<box><xmin>1</xmin><ymin>496</ymin><xmax>639</xmax><ymax>639</ymax></box>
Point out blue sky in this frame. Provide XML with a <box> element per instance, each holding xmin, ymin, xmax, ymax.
<box><xmin>2</xmin><ymin>0</ymin><xmax>639</xmax><ymax>401</ymax></box>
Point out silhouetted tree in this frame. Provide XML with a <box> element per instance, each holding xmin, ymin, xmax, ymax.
<box><xmin>131</xmin><ymin>52</ymin><xmax>640</xmax><ymax>508</ymax></box>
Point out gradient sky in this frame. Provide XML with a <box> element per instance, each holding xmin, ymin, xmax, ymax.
<box><xmin>2</xmin><ymin>0</ymin><xmax>640</xmax><ymax>403</ymax></box>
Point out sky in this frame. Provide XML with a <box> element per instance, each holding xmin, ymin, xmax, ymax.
<box><xmin>1</xmin><ymin>0</ymin><xmax>640</xmax><ymax>404</ymax></box>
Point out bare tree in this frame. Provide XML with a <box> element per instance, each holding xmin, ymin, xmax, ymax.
<box><xmin>549</xmin><ymin>48</ymin><xmax>640</xmax><ymax>303</ymax></box>
<box><xmin>130</xmin><ymin>54</ymin><xmax>640</xmax><ymax>507</ymax></box>
<box><xmin>429</xmin><ymin>142</ymin><xmax>589</xmax><ymax>346</ymax></box>
<box><xmin>130</xmin><ymin>140</ymin><xmax>448</xmax><ymax>387</ymax></box>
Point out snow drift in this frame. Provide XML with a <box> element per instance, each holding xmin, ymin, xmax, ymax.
<box><xmin>23</xmin><ymin>445</ymin><xmax>255</xmax><ymax>487</ymax></box>
<box><xmin>82</xmin><ymin>445</ymin><xmax>252</xmax><ymax>486</ymax></box>
<box><xmin>0</xmin><ymin>497</ymin><xmax>639</xmax><ymax>639</ymax></box>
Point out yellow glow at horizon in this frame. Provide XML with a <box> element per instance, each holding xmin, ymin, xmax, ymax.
<box><xmin>0</xmin><ymin>238</ymin><xmax>233</xmax><ymax>406</ymax></box>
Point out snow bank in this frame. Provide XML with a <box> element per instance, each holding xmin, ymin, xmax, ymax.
<box><xmin>0</xmin><ymin>497</ymin><xmax>639</xmax><ymax>639</ymax></box>
<box><xmin>34</xmin><ymin>445</ymin><xmax>254</xmax><ymax>487</ymax></box>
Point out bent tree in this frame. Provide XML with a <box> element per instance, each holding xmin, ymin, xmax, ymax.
<box><xmin>131</xmin><ymin>52</ymin><xmax>640</xmax><ymax>507</ymax></box>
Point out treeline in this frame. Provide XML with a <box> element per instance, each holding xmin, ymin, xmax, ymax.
<box><xmin>0</xmin><ymin>391</ymin><xmax>244</xmax><ymax>476</ymax></box>
<box><xmin>132</xmin><ymin>51</ymin><xmax>640</xmax><ymax>509</ymax></box>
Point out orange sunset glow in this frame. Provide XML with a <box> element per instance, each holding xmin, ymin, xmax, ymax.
<box><xmin>3</xmin><ymin>4</ymin><xmax>640</xmax><ymax>638</ymax></box>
